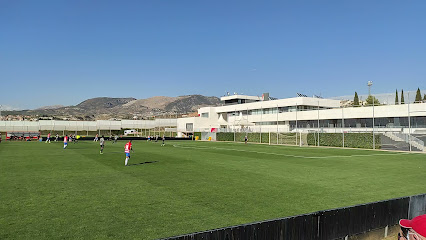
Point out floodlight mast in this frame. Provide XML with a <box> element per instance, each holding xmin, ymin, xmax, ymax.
<box><xmin>367</xmin><ymin>81</ymin><xmax>373</xmax><ymax>96</ymax></box>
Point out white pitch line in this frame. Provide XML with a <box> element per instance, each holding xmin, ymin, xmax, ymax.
<box><xmin>172</xmin><ymin>144</ymin><xmax>410</xmax><ymax>159</ymax></box>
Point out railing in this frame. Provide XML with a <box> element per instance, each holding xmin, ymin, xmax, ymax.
<box><xmin>386</xmin><ymin>132</ymin><xmax>424</xmax><ymax>151</ymax></box>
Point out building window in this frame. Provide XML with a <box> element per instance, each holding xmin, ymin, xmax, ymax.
<box><xmin>201</xmin><ymin>113</ymin><xmax>209</xmax><ymax>118</ymax></box>
<box><xmin>186</xmin><ymin>123</ymin><xmax>193</xmax><ymax>132</ymax></box>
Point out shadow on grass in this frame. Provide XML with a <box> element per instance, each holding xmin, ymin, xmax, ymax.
<box><xmin>128</xmin><ymin>161</ymin><xmax>158</xmax><ymax>166</ymax></box>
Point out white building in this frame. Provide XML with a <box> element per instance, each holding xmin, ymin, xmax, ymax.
<box><xmin>177</xmin><ymin>93</ymin><xmax>426</xmax><ymax>135</ymax></box>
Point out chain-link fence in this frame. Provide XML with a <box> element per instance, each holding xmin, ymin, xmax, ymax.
<box><xmin>211</xmin><ymin>130</ymin><xmax>424</xmax><ymax>151</ymax></box>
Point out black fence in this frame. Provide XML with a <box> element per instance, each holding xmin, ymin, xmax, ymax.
<box><xmin>164</xmin><ymin>193</ymin><xmax>426</xmax><ymax>240</ymax></box>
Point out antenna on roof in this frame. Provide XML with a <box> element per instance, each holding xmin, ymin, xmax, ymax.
<box><xmin>297</xmin><ymin>93</ymin><xmax>307</xmax><ymax>97</ymax></box>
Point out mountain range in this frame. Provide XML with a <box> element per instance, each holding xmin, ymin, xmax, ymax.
<box><xmin>4</xmin><ymin>95</ymin><xmax>221</xmax><ymax>120</ymax></box>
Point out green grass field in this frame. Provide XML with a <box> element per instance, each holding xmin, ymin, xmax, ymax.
<box><xmin>1</xmin><ymin>140</ymin><xmax>425</xmax><ymax>239</ymax></box>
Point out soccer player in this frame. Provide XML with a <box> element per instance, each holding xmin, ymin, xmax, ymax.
<box><xmin>100</xmin><ymin>135</ymin><xmax>105</xmax><ymax>154</ymax></box>
<box><xmin>245</xmin><ymin>135</ymin><xmax>248</xmax><ymax>144</ymax></box>
<box><xmin>147</xmin><ymin>135</ymin><xmax>150</xmax><ymax>142</ymax></box>
<box><xmin>155</xmin><ymin>135</ymin><xmax>158</xmax><ymax>142</ymax></box>
<box><xmin>161</xmin><ymin>135</ymin><xmax>165</xmax><ymax>146</ymax></box>
<box><xmin>113</xmin><ymin>135</ymin><xmax>118</xmax><ymax>144</ymax></box>
<box><xmin>94</xmin><ymin>134</ymin><xmax>98</xmax><ymax>142</ymax></box>
<box><xmin>63</xmin><ymin>135</ymin><xmax>68</xmax><ymax>149</ymax></box>
<box><xmin>55</xmin><ymin>133</ymin><xmax>59</xmax><ymax>142</ymax></box>
<box><xmin>124</xmin><ymin>140</ymin><xmax>132</xmax><ymax>166</ymax></box>
<box><xmin>46</xmin><ymin>133</ymin><xmax>51</xmax><ymax>143</ymax></box>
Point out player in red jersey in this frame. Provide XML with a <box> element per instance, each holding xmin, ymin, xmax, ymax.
<box><xmin>63</xmin><ymin>135</ymin><xmax>68</xmax><ymax>149</ymax></box>
<box><xmin>46</xmin><ymin>133</ymin><xmax>51</xmax><ymax>143</ymax></box>
<box><xmin>124</xmin><ymin>140</ymin><xmax>133</xmax><ymax>166</ymax></box>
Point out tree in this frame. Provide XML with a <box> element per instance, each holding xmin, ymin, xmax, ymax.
<box><xmin>395</xmin><ymin>89</ymin><xmax>399</xmax><ymax>105</ymax></box>
<box><xmin>366</xmin><ymin>95</ymin><xmax>380</xmax><ymax>105</ymax></box>
<box><xmin>424</xmin><ymin>94</ymin><xmax>426</xmax><ymax>102</ymax></box>
<box><xmin>353</xmin><ymin>92</ymin><xmax>360</xmax><ymax>106</ymax></box>
<box><xmin>415</xmin><ymin>88</ymin><xmax>422</xmax><ymax>103</ymax></box>
<box><xmin>401</xmin><ymin>89</ymin><xmax>405</xmax><ymax>104</ymax></box>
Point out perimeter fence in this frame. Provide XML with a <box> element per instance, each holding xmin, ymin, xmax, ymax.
<box><xmin>209</xmin><ymin>131</ymin><xmax>425</xmax><ymax>152</ymax></box>
<box><xmin>0</xmin><ymin>119</ymin><xmax>178</xmax><ymax>137</ymax></box>
<box><xmin>164</xmin><ymin>193</ymin><xmax>426</xmax><ymax>240</ymax></box>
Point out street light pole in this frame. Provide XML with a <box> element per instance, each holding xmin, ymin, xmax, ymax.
<box><xmin>295</xmin><ymin>103</ymin><xmax>298</xmax><ymax>146</ymax></box>
<box><xmin>317</xmin><ymin>100</ymin><xmax>320</xmax><ymax>146</ymax></box>
<box><xmin>373</xmin><ymin>97</ymin><xmax>375</xmax><ymax>149</ymax></box>
<box><xmin>368</xmin><ymin>81</ymin><xmax>375</xmax><ymax>149</ymax></box>
<box><xmin>408</xmin><ymin>92</ymin><xmax>411</xmax><ymax>152</ymax></box>
<box><xmin>342</xmin><ymin>101</ymin><xmax>345</xmax><ymax>148</ymax></box>
<box><xmin>276</xmin><ymin>105</ymin><xmax>279</xmax><ymax>144</ymax></box>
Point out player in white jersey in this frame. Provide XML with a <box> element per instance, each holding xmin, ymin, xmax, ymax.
<box><xmin>100</xmin><ymin>135</ymin><xmax>105</xmax><ymax>154</ymax></box>
<box><xmin>161</xmin><ymin>135</ymin><xmax>165</xmax><ymax>146</ymax></box>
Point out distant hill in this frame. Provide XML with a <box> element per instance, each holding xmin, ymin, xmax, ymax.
<box><xmin>3</xmin><ymin>95</ymin><xmax>221</xmax><ymax>120</ymax></box>
<box><xmin>36</xmin><ymin>105</ymin><xmax>65</xmax><ymax>110</ymax></box>
<box><xmin>76</xmin><ymin>97</ymin><xmax>136</xmax><ymax>110</ymax></box>
<box><xmin>122</xmin><ymin>96</ymin><xmax>182</xmax><ymax>110</ymax></box>
<box><xmin>164</xmin><ymin>95</ymin><xmax>221</xmax><ymax>112</ymax></box>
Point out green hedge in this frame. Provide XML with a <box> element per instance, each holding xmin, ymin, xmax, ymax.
<box><xmin>216</xmin><ymin>132</ymin><xmax>270</xmax><ymax>143</ymax></box>
<box><xmin>216</xmin><ymin>132</ymin><xmax>234</xmax><ymax>141</ymax></box>
<box><xmin>307</xmin><ymin>133</ymin><xmax>381</xmax><ymax>149</ymax></box>
<box><xmin>193</xmin><ymin>132</ymin><xmax>201</xmax><ymax>140</ymax></box>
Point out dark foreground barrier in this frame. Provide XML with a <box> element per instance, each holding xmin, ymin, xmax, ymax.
<box><xmin>164</xmin><ymin>193</ymin><xmax>426</xmax><ymax>240</ymax></box>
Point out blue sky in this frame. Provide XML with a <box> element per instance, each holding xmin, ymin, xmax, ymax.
<box><xmin>1</xmin><ymin>0</ymin><xmax>425</xmax><ymax>110</ymax></box>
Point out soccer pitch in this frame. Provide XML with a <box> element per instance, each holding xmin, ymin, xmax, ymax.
<box><xmin>1</xmin><ymin>140</ymin><xmax>425</xmax><ymax>239</ymax></box>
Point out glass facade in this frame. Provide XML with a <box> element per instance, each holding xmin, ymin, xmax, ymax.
<box><xmin>238</xmin><ymin>105</ymin><xmax>331</xmax><ymax>116</ymax></box>
<box><xmin>288</xmin><ymin>117</ymin><xmax>426</xmax><ymax>129</ymax></box>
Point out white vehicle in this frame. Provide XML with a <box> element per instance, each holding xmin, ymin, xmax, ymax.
<box><xmin>124</xmin><ymin>129</ymin><xmax>137</xmax><ymax>135</ymax></box>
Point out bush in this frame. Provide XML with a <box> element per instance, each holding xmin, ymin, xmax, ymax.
<box><xmin>193</xmin><ymin>132</ymin><xmax>201</xmax><ymax>140</ymax></box>
<box><xmin>307</xmin><ymin>133</ymin><xmax>381</xmax><ymax>149</ymax></box>
<box><xmin>216</xmin><ymin>132</ymin><xmax>270</xmax><ymax>143</ymax></box>
<box><xmin>216</xmin><ymin>133</ymin><xmax>234</xmax><ymax>141</ymax></box>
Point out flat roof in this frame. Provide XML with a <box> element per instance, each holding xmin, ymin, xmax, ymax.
<box><xmin>220</xmin><ymin>95</ymin><xmax>262</xmax><ymax>101</ymax></box>
<box><xmin>215</xmin><ymin>97</ymin><xmax>341</xmax><ymax>113</ymax></box>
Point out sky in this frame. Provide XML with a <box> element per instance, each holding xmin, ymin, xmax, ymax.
<box><xmin>1</xmin><ymin>0</ymin><xmax>426</xmax><ymax>110</ymax></box>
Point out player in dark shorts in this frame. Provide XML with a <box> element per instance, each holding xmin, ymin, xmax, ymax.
<box><xmin>100</xmin><ymin>135</ymin><xmax>105</xmax><ymax>154</ymax></box>
<box><xmin>161</xmin><ymin>135</ymin><xmax>165</xmax><ymax>146</ymax></box>
<box><xmin>245</xmin><ymin>135</ymin><xmax>248</xmax><ymax>144</ymax></box>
